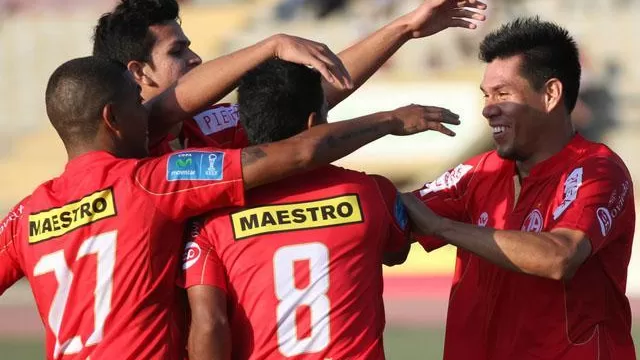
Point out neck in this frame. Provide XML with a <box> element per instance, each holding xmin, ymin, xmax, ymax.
<box><xmin>66</xmin><ymin>143</ymin><xmax>115</xmax><ymax>162</ymax></box>
<box><xmin>516</xmin><ymin>117</ymin><xmax>574</xmax><ymax>178</ymax></box>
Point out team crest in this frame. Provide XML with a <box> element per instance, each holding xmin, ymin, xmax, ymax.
<box><xmin>477</xmin><ymin>212</ymin><xmax>489</xmax><ymax>227</ymax></box>
<box><xmin>522</xmin><ymin>209</ymin><xmax>544</xmax><ymax>233</ymax></box>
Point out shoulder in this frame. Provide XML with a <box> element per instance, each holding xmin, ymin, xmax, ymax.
<box><xmin>0</xmin><ymin>196</ymin><xmax>30</xmax><ymax>239</ymax></box>
<box><xmin>576</xmin><ymin>142</ymin><xmax>631</xmax><ymax>178</ymax></box>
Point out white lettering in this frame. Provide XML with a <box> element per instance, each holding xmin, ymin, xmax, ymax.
<box><xmin>419</xmin><ymin>164</ymin><xmax>473</xmax><ymax>197</ymax></box>
<box><xmin>553</xmin><ymin>167</ymin><xmax>583</xmax><ymax>220</ymax></box>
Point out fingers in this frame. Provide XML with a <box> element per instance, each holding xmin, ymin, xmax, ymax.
<box><xmin>458</xmin><ymin>0</ymin><xmax>487</xmax><ymax>10</ymax></box>
<box><xmin>318</xmin><ymin>45</ymin><xmax>354</xmax><ymax>89</ymax></box>
<box><xmin>434</xmin><ymin>123</ymin><xmax>457</xmax><ymax>137</ymax></box>
<box><xmin>425</xmin><ymin>107</ymin><xmax>460</xmax><ymax>125</ymax></box>
<box><xmin>453</xmin><ymin>8</ymin><xmax>486</xmax><ymax>21</ymax></box>
<box><xmin>275</xmin><ymin>36</ymin><xmax>353</xmax><ymax>89</ymax></box>
<box><xmin>449</xmin><ymin>18</ymin><xmax>478</xmax><ymax>30</ymax></box>
<box><xmin>309</xmin><ymin>47</ymin><xmax>353</xmax><ymax>89</ymax></box>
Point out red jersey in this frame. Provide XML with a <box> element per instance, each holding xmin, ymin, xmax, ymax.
<box><xmin>413</xmin><ymin>134</ymin><xmax>635</xmax><ymax>360</ymax></box>
<box><xmin>149</xmin><ymin>103</ymin><xmax>248</xmax><ymax>156</ymax></box>
<box><xmin>0</xmin><ymin>149</ymin><xmax>245</xmax><ymax>360</ymax></box>
<box><xmin>181</xmin><ymin>166</ymin><xmax>408</xmax><ymax>360</ymax></box>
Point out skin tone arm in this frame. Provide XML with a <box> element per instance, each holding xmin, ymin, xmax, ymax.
<box><xmin>146</xmin><ymin>34</ymin><xmax>353</xmax><ymax>139</ymax></box>
<box><xmin>241</xmin><ymin>104</ymin><xmax>461</xmax><ymax>190</ymax></box>
<box><xmin>323</xmin><ymin>0</ymin><xmax>488</xmax><ymax>108</ymax></box>
<box><xmin>187</xmin><ymin>286</ymin><xmax>231</xmax><ymax>360</ymax></box>
<box><xmin>400</xmin><ymin>193</ymin><xmax>592</xmax><ymax>280</ymax></box>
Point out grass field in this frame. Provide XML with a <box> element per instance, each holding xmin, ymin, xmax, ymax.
<box><xmin>1</xmin><ymin>326</ymin><xmax>639</xmax><ymax>359</ymax></box>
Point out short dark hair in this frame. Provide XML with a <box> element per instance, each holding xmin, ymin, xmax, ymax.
<box><xmin>92</xmin><ymin>0</ymin><xmax>179</xmax><ymax>65</ymax></box>
<box><xmin>46</xmin><ymin>56</ymin><xmax>130</xmax><ymax>145</ymax></box>
<box><xmin>238</xmin><ymin>59</ymin><xmax>325</xmax><ymax>145</ymax></box>
<box><xmin>479</xmin><ymin>17</ymin><xmax>581</xmax><ymax>112</ymax></box>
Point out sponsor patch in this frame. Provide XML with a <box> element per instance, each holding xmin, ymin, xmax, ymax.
<box><xmin>182</xmin><ymin>241</ymin><xmax>202</xmax><ymax>270</ymax></box>
<box><xmin>28</xmin><ymin>189</ymin><xmax>116</xmax><ymax>244</ymax></box>
<box><xmin>596</xmin><ymin>207</ymin><xmax>613</xmax><ymax>237</ymax></box>
<box><xmin>553</xmin><ymin>167</ymin><xmax>583</xmax><ymax>220</ymax></box>
<box><xmin>611</xmin><ymin>180</ymin><xmax>630</xmax><ymax>218</ymax></box>
<box><xmin>477</xmin><ymin>212</ymin><xmax>489</xmax><ymax>227</ymax></box>
<box><xmin>167</xmin><ymin>151</ymin><xmax>224</xmax><ymax>181</ymax></box>
<box><xmin>394</xmin><ymin>194</ymin><xmax>408</xmax><ymax>230</ymax></box>
<box><xmin>419</xmin><ymin>164</ymin><xmax>473</xmax><ymax>197</ymax></box>
<box><xmin>230</xmin><ymin>194</ymin><xmax>363</xmax><ymax>240</ymax></box>
<box><xmin>522</xmin><ymin>209</ymin><xmax>544</xmax><ymax>233</ymax></box>
<box><xmin>193</xmin><ymin>105</ymin><xmax>239</xmax><ymax>136</ymax></box>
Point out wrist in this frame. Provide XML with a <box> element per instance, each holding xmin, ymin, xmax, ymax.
<box><xmin>376</xmin><ymin>110</ymin><xmax>401</xmax><ymax>134</ymax></box>
<box><xmin>389</xmin><ymin>13</ymin><xmax>417</xmax><ymax>41</ymax></box>
<box><xmin>265</xmin><ymin>34</ymin><xmax>283</xmax><ymax>57</ymax></box>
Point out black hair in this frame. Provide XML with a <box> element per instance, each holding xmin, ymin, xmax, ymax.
<box><xmin>238</xmin><ymin>59</ymin><xmax>325</xmax><ymax>144</ymax></box>
<box><xmin>92</xmin><ymin>0</ymin><xmax>179</xmax><ymax>65</ymax></box>
<box><xmin>45</xmin><ymin>56</ymin><xmax>130</xmax><ymax>145</ymax></box>
<box><xmin>479</xmin><ymin>17</ymin><xmax>581</xmax><ymax>112</ymax></box>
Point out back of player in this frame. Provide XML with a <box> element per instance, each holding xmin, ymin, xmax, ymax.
<box><xmin>0</xmin><ymin>57</ymin><xmax>246</xmax><ymax>360</ymax></box>
<box><xmin>186</xmin><ymin>165</ymin><xmax>407</xmax><ymax>359</ymax></box>
<box><xmin>7</xmin><ymin>147</ymin><xmax>244</xmax><ymax>360</ymax></box>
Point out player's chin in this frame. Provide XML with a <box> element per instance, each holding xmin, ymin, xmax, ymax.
<box><xmin>496</xmin><ymin>144</ymin><xmax>516</xmax><ymax>160</ymax></box>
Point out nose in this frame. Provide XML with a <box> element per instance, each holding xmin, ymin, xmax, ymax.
<box><xmin>482</xmin><ymin>103</ymin><xmax>502</xmax><ymax>119</ymax></box>
<box><xmin>188</xmin><ymin>50</ymin><xmax>202</xmax><ymax>67</ymax></box>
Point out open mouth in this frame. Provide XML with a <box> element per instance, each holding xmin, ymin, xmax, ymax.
<box><xmin>492</xmin><ymin>126</ymin><xmax>508</xmax><ymax>135</ymax></box>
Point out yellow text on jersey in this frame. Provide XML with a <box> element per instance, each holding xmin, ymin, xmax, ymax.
<box><xmin>28</xmin><ymin>188</ymin><xmax>117</xmax><ymax>244</ymax></box>
<box><xmin>230</xmin><ymin>194</ymin><xmax>364</xmax><ymax>240</ymax></box>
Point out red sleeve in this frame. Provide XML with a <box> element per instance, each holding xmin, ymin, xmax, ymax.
<box><xmin>371</xmin><ymin>175</ymin><xmax>409</xmax><ymax>253</ymax></box>
<box><xmin>412</xmin><ymin>160</ymin><xmax>478</xmax><ymax>252</ymax></box>
<box><xmin>179</xmin><ymin>218</ymin><xmax>228</xmax><ymax>292</ymax></box>
<box><xmin>232</xmin><ymin>122</ymin><xmax>250</xmax><ymax>149</ymax></box>
<box><xmin>553</xmin><ymin>157</ymin><xmax>635</xmax><ymax>254</ymax></box>
<box><xmin>134</xmin><ymin>148</ymin><xmax>245</xmax><ymax>221</ymax></box>
<box><xmin>0</xmin><ymin>202</ymin><xmax>26</xmax><ymax>295</ymax></box>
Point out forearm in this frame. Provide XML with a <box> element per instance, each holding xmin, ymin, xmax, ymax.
<box><xmin>148</xmin><ymin>36</ymin><xmax>277</xmax><ymax>130</ymax></box>
<box><xmin>324</xmin><ymin>20</ymin><xmax>411</xmax><ymax>108</ymax></box>
<box><xmin>242</xmin><ymin>111</ymin><xmax>395</xmax><ymax>189</ymax></box>
<box><xmin>188</xmin><ymin>321</ymin><xmax>231</xmax><ymax>360</ymax></box>
<box><xmin>434</xmin><ymin>219</ymin><xmax>571</xmax><ymax>280</ymax></box>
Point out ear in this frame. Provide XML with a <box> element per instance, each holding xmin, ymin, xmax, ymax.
<box><xmin>101</xmin><ymin>103</ymin><xmax>122</xmax><ymax>138</ymax></box>
<box><xmin>307</xmin><ymin>112</ymin><xmax>319</xmax><ymax>130</ymax></box>
<box><xmin>544</xmin><ymin>78</ymin><xmax>563</xmax><ymax>113</ymax></box>
<box><xmin>127</xmin><ymin>60</ymin><xmax>155</xmax><ymax>87</ymax></box>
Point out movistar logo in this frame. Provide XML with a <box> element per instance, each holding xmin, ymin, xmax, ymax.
<box><xmin>176</xmin><ymin>158</ymin><xmax>192</xmax><ymax>168</ymax></box>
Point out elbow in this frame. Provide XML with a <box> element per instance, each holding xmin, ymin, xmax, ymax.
<box><xmin>192</xmin><ymin>314</ymin><xmax>230</xmax><ymax>338</ymax></box>
<box><xmin>546</xmin><ymin>248</ymin><xmax>579</xmax><ymax>281</ymax></box>
<box><xmin>295</xmin><ymin>139</ymin><xmax>319</xmax><ymax>169</ymax></box>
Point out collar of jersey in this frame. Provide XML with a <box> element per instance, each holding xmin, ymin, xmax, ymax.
<box><xmin>501</xmin><ymin>133</ymin><xmax>588</xmax><ymax>179</ymax></box>
<box><xmin>65</xmin><ymin>151</ymin><xmax>116</xmax><ymax>174</ymax></box>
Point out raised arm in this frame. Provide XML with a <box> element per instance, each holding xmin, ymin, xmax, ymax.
<box><xmin>241</xmin><ymin>104</ymin><xmax>460</xmax><ymax>190</ymax></box>
<box><xmin>146</xmin><ymin>34</ymin><xmax>353</xmax><ymax>140</ymax></box>
<box><xmin>324</xmin><ymin>0</ymin><xmax>487</xmax><ymax>108</ymax></box>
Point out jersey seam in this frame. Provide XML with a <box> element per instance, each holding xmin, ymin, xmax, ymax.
<box><xmin>135</xmin><ymin>177</ymin><xmax>243</xmax><ymax>196</ymax></box>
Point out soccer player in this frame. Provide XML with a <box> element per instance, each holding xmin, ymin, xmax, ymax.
<box><xmin>0</xmin><ymin>56</ymin><xmax>460</xmax><ymax>360</ymax></box>
<box><xmin>92</xmin><ymin>0</ymin><xmax>487</xmax><ymax>154</ymax></box>
<box><xmin>180</xmin><ymin>59</ymin><xmax>447</xmax><ymax>360</ymax></box>
<box><xmin>402</xmin><ymin>17</ymin><xmax>636</xmax><ymax>359</ymax></box>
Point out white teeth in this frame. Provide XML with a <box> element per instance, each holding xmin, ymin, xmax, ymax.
<box><xmin>492</xmin><ymin>126</ymin><xmax>506</xmax><ymax>134</ymax></box>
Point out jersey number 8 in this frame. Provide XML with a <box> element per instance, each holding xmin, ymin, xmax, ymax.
<box><xmin>273</xmin><ymin>242</ymin><xmax>330</xmax><ymax>356</ymax></box>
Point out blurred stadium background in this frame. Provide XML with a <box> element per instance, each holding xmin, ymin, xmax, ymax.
<box><xmin>0</xmin><ymin>0</ymin><xmax>639</xmax><ymax>358</ymax></box>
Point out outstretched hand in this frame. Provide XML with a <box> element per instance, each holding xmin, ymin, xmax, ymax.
<box><xmin>388</xmin><ymin>104</ymin><xmax>461</xmax><ymax>137</ymax></box>
<box><xmin>401</xmin><ymin>0</ymin><xmax>488</xmax><ymax>38</ymax></box>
